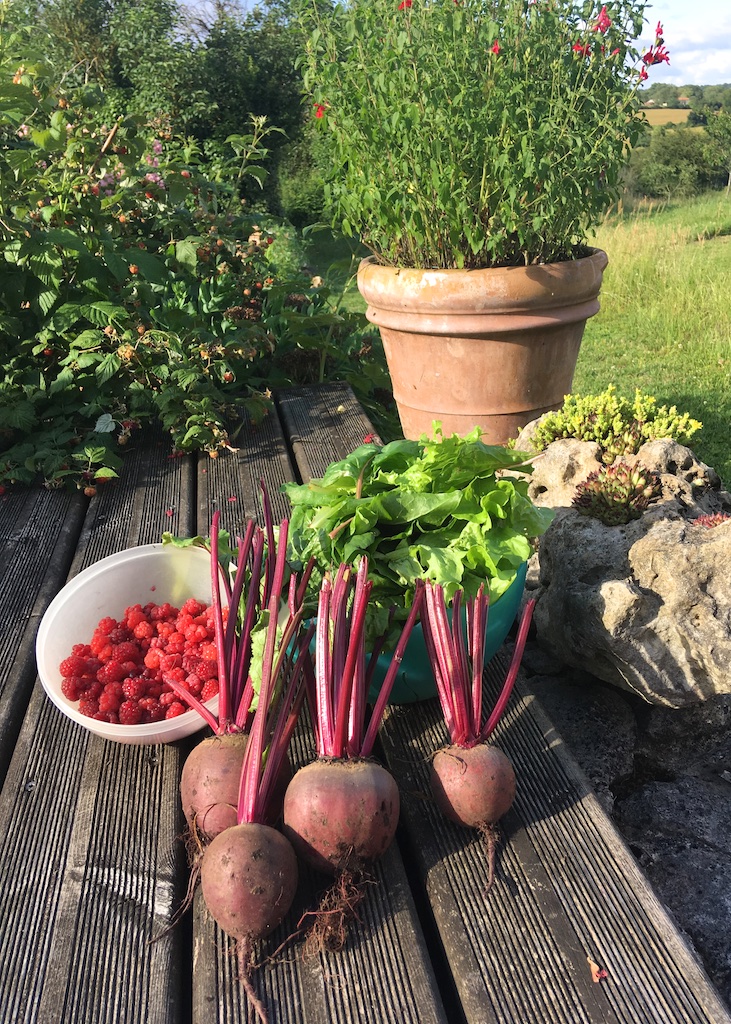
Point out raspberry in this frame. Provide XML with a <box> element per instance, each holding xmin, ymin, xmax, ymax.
<box><xmin>60</xmin><ymin>654</ymin><xmax>88</xmax><ymax>678</ymax></box>
<box><xmin>124</xmin><ymin>604</ymin><xmax>146</xmax><ymax>627</ymax></box>
<box><xmin>200</xmin><ymin>679</ymin><xmax>219</xmax><ymax>703</ymax></box>
<box><xmin>184</xmin><ymin>623</ymin><xmax>209</xmax><ymax>643</ymax></box>
<box><xmin>119</xmin><ymin>700</ymin><xmax>143</xmax><ymax>725</ymax></box>
<box><xmin>186</xmin><ymin>673</ymin><xmax>203</xmax><ymax>696</ymax></box>
<box><xmin>107</xmin><ymin>626</ymin><xmax>130</xmax><ymax>644</ymax></box>
<box><xmin>99</xmin><ymin>686</ymin><xmax>123</xmax><ymax>713</ymax></box>
<box><xmin>197</xmin><ymin>659</ymin><xmax>218</xmax><ymax>682</ymax></box>
<box><xmin>182</xmin><ymin>598</ymin><xmax>206</xmax><ymax>616</ymax></box>
<box><xmin>139</xmin><ymin>697</ymin><xmax>164</xmax><ymax>723</ymax></box>
<box><xmin>96</xmin><ymin>643</ymin><xmax>115</xmax><ymax>663</ymax></box>
<box><xmin>122</xmin><ymin>677</ymin><xmax>147</xmax><ymax>701</ymax></box>
<box><xmin>134</xmin><ymin>621</ymin><xmax>155</xmax><ymax>640</ymax></box>
<box><xmin>78</xmin><ymin>698</ymin><xmax>99</xmax><ymax>718</ymax></box>
<box><xmin>115</xmin><ymin>641</ymin><xmax>141</xmax><ymax>663</ymax></box>
<box><xmin>164</xmin><ymin>701</ymin><xmax>187</xmax><ymax>719</ymax></box>
<box><xmin>61</xmin><ymin>677</ymin><xmax>82</xmax><ymax>701</ymax></box>
<box><xmin>159</xmin><ymin>653</ymin><xmax>182</xmax><ymax>673</ymax></box>
<box><xmin>144</xmin><ymin>648</ymin><xmax>161</xmax><ymax>670</ymax></box>
<box><xmin>165</xmin><ymin>632</ymin><xmax>185</xmax><ymax>654</ymax></box>
<box><xmin>150</xmin><ymin>602</ymin><xmax>177</xmax><ymax>621</ymax></box>
<box><xmin>198</xmin><ymin>643</ymin><xmax>217</xmax><ymax>662</ymax></box>
<box><xmin>98</xmin><ymin>659</ymin><xmax>127</xmax><ymax>684</ymax></box>
<box><xmin>95</xmin><ymin>616</ymin><xmax>117</xmax><ymax>636</ymax></box>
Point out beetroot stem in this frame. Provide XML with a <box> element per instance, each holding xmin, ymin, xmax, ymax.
<box><xmin>232</xmin><ymin>530</ymin><xmax>265</xmax><ymax>725</ymax></box>
<box><xmin>210</xmin><ymin>511</ymin><xmax>230</xmax><ymax>729</ymax></box>
<box><xmin>450</xmin><ymin>590</ymin><xmax>473</xmax><ymax>742</ymax></box>
<box><xmin>238</xmin><ymin>593</ymin><xmax>280</xmax><ymax>824</ymax></box>
<box><xmin>331</xmin><ymin>558</ymin><xmax>371</xmax><ymax>757</ymax></box>
<box><xmin>426</xmin><ymin>584</ymin><xmax>468</xmax><ymax>745</ymax></box>
<box><xmin>259</xmin><ymin>628</ymin><xmax>312</xmax><ymax>811</ymax></box>
<box><xmin>225</xmin><ymin>522</ymin><xmax>256</xmax><ymax>669</ymax></box>
<box><xmin>360</xmin><ymin>582</ymin><xmax>424</xmax><ymax>757</ymax></box>
<box><xmin>470</xmin><ymin>586</ymin><xmax>488</xmax><ymax>739</ymax></box>
<box><xmin>481</xmin><ymin>599</ymin><xmax>536</xmax><ymax>741</ymax></box>
<box><xmin>315</xmin><ymin>578</ymin><xmax>335</xmax><ymax>756</ymax></box>
<box><xmin>420</xmin><ymin>588</ymin><xmax>456</xmax><ymax>740</ymax></box>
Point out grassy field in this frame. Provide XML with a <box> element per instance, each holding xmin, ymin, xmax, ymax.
<box><xmin>580</xmin><ymin>194</ymin><xmax>731</xmax><ymax>485</ymax></box>
<box><xmin>641</xmin><ymin>107</ymin><xmax>691</xmax><ymax>126</ymax></box>
<box><xmin>307</xmin><ymin>194</ymin><xmax>731</xmax><ymax>486</ymax></box>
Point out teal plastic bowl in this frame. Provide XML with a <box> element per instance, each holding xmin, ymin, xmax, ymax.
<box><xmin>368</xmin><ymin>562</ymin><xmax>528</xmax><ymax>705</ymax></box>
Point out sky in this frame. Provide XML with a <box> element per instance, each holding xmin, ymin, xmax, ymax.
<box><xmin>638</xmin><ymin>0</ymin><xmax>731</xmax><ymax>85</ymax></box>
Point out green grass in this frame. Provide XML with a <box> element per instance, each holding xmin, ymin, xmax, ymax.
<box><xmin>306</xmin><ymin>196</ymin><xmax>731</xmax><ymax>485</ymax></box>
<box><xmin>580</xmin><ymin>194</ymin><xmax>731</xmax><ymax>485</ymax></box>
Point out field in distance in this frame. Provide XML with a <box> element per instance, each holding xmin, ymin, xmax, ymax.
<box><xmin>641</xmin><ymin>107</ymin><xmax>691</xmax><ymax>125</ymax></box>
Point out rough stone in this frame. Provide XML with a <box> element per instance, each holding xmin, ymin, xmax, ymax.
<box><xmin>526</xmin><ymin>439</ymin><xmax>731</xmax><ymax>707</ymax></box>
<box><xmin>520</xmin><ymin>638</ymin><xmax>731</xmax><ymax>1012</ymax></box>
<box><xmin>523</xmin><ymin>664</ymin><xmax>636</xmax><ymax>813</ymax></box>
<box><xmin>614</xmin><ymin>778</ymin><xmax>731</xmax><ymax>1005</ymax></box>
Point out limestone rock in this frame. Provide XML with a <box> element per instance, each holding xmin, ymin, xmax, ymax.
<box><xmin>528</xmin><ymin>438</ymin><xmax>731</xmax><ymax>707</ymax></box>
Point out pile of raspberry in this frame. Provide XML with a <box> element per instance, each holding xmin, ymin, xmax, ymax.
<box><xmin>58</xmin><ymin>597</ymin><xmax>221</xmax><ymax>725</ymax></box>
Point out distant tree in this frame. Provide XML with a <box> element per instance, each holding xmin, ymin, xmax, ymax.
<box><xmin>700</xmin><ymin>84</ymin><xmax>731</xmax><ymax>110</ymax></box>
<box><xmin>703</xmin><ymin>109</ymin><xmax>731</xmax><ymax>193</ymax></box>
<box><xmin>629</xmin><ymin>125</ymin><xmax>722</xmax><ymax>198</ymax></box>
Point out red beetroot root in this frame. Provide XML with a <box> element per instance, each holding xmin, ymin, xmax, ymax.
<box><xmin>201</xmin><ymin>822</ymin><xmax>298</xmax><ymax>1024</ymax></box>
<box><xmin>181</xmin><ymin>733</ymin><xmax>292</xmax><ymax>842</ymax></box>
<box><xmin>282</xmin><ymin>757</ymin><xmax>399</xmax><ymax>876</ymax></box>
<box><xmin>430</xmin><ymin>742</ymin><xmax>516</xmax><ymax>893</ymax></box>
<box><xmin>283</xmin><ymin>757</ymin><xmax>399</xmax><ymax>954</ymax></box>
<box><xmin>181</xmin><ymin>733</ymin><xmax>250</xmax><ymax>839</ymax></box>
<box><xmin>201</xmin><ymin>822</ymin><xmax>298</xmax><ymax>942</ymax></box>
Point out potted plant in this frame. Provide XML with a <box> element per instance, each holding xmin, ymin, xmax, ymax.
<box><xmin>283</xmin><ymin>428</ymin><xmax>554</xmax><ymax>701</ymax></box>
<box><xmin>295</xmin><ymin>0</ymin><xmax>670</xmax><ymax>442</ymax></box>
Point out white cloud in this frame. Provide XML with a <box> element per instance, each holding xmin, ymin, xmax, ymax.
<box><xmin>639</xmin><ymin>1</ymin><xmax>731</xmax><ymax>85</ymax></box>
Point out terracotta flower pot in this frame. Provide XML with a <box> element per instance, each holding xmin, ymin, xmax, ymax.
<box><xmin>357</xmin><ymin>249</ymin><xmax>608</xmax><ymax>444</ymax></box>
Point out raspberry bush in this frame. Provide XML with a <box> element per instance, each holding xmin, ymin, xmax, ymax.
<box><xmin>0</xmin><ymin>18</ymin><xmax>382</xmax><ymax>491</ymax></box>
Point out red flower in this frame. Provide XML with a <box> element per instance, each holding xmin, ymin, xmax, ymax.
<box><xmin>639</xmin><ymin>66</ymin><xmax>648</xmax><ymax>81</ymax></box>
<box><xmin>642</xmin><ymin>43</ymin><xmax>670</xmax><ymax>66</ymax></box>
<box><xmin>572</xmin><ymin>42</ymin><xmax>590</xmax><ymax>56</ymax></box>
<box><xmin>491</xmin><ymin>40</ymin><xmax>501</xmax><ymax>54</ymax></box>
<box><xmin>594</xmin><ymin>5</ymin><xmax>611</xmax><ymax>33</ymax></box>
<box><xmin>655</xmin><ymin>20</ymin><xmax>664</xmax><ymax>40</ymax></box>
<box><xmin>314</xmin><ymin>103</ymin><xmax>327</xmax><ymax>119</ymax></box>
<box><xmin>398</xmin><ymin>0</ymin><xmax>412</xmax><ymax>8</ymax></box>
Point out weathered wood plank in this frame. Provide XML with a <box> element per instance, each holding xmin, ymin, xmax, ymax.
<box><xmin>0</xmin><ymin>486</ymin><xmax>87</xmax><ymax>783</ymax></box>
<box><xmin>190</xmin><ymin>394</ymin><xmax>448</xmax><ymax>1024</ymax></box>
<box><xmin>0</xmin><ymin>429</ymin><xmax>196</xmax><ymax>1024</ymax></box>
<box><xmin>378</xmin><ymin>653</ymin><xmax>731</xmax><ymax>1024</ymax></box>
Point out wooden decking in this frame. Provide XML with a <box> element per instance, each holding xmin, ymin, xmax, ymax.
<box><xmin>0</xmin><ymin>381</ymin><xmax>729</xmax><ymax>1024</ymax></box>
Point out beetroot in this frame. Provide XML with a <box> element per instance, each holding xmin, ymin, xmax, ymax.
<box><xmin>430</xmin><ymin>743</ymin><xmax>516</xmax><ymax>828</ymax></box>
<box><xmin>282</xmin><ymin>559</ymin><xmax>422</xmax><ymax>951</ymax></box>
<box><xmin>200</xmin><ymin>822</ymin><xmax>298</xmax><ymax>942</ymax></box>
<box><xmin>199</xmin><ymin>571</ymin><xmax>310</xmax><ymax>1024</ymax></box>
<box><xmin>283</xmin><ymin>757</ymin><xmax>399</xmax><ymax>876</ymax></box>
<box><xmin>181</xmin><ymin>733</ymin><xmax>250</xmax><ymax>838</ymax></box>
<box><xmin>181</xmin><ymin>731</ymin><xmax>294</xmax><ymax>839</ymax></box>
<box><xmin>421</xmin><ymin>581</ymin><xmax>534</xmax><ymax>892</ymax></box>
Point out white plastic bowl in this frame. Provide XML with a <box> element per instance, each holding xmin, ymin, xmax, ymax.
<box><xmin>36</xmin><ymin>543</ymin><xmax>221</xmax><ymax>745</ymax></box>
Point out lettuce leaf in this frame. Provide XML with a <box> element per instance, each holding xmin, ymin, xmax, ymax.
<box><xmin>283</xmin><ymin>427</ymin><xmax>554</xmax><ymax>648</ymax></box>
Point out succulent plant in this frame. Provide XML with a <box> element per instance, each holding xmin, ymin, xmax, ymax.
<box><xmin>692</xmin><ymin>512</ymin><xmax>731</xmax><ymax>529</ymax></box>
<box><xmin>530</xmin><ymin>386</ymin><xmax>702</xmax><ymax>465</ymax></box>
<box><xmin>572</xmin><ymin>462</ymin><xmax>661</xmax><ymax>526</ymax></box>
